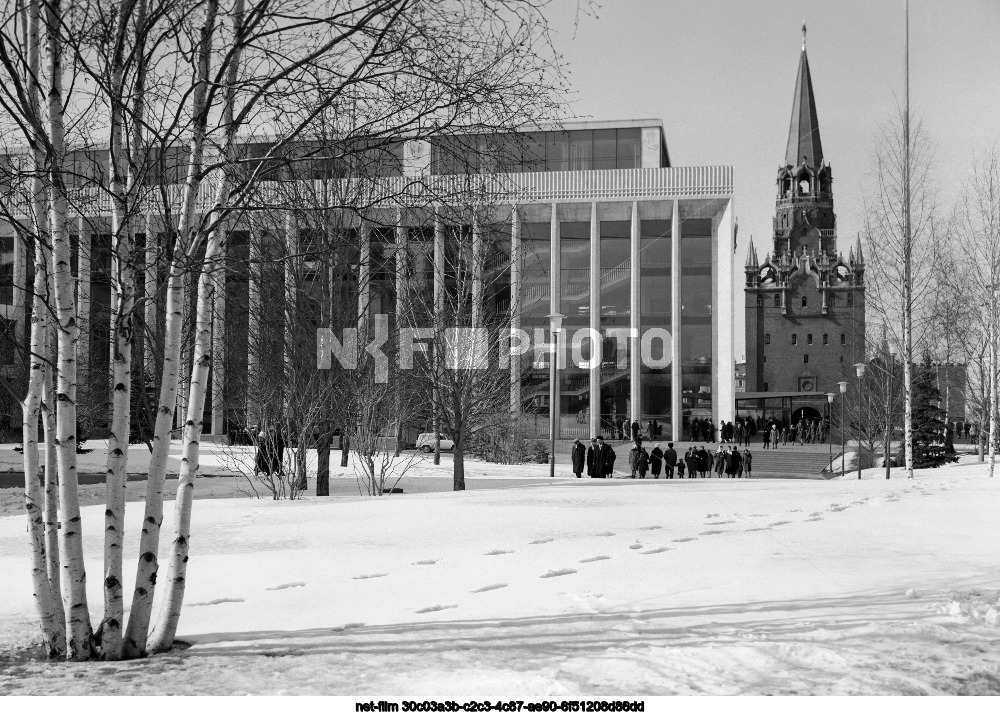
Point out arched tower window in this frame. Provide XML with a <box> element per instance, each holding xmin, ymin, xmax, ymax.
<box><xmin>799</xmin><ymin>179</ymin><xmax>809</xmax><ymax>194</ymax></box>
<box><xmin>791</xmin><ymin>334</ymin><xmax>798</xmax><ymax>345</ymax></box>
<box><xmin>774</xmin><ymin>294</ymin><xmax>781</xmax><ymax>307</ymax></box>
<box><xmin>801</xmin><ymin>295</ymin><xmax>807</xmax><ymax>307</ymax></box>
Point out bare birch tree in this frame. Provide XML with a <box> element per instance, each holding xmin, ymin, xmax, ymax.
<box><xmin>863</xmin><ymin>109</ymin><xmax>939</xmax><ymax>480</ymax></box>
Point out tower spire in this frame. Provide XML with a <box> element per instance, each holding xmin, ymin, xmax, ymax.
<box><xmin>785</xmin><ymin>28</ymin><xmax>824</xmax><ymax>167</ymax></box>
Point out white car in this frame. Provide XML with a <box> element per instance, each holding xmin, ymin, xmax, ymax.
<box><xmin>415</xmin><ymin>433</ymin><xmax>454</xmax><ymax>452</ymax></box>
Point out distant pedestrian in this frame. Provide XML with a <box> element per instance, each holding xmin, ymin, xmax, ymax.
<box><xmin>664</xmin><ymin>442</ymin><xmax>678</xmax><ymax>479</ymax></box>
<box><xmin>770</xmin><ymin>423</ymin><xmax>778</xmax><ymax>449</ymax></box>
<box><xmin>571</xmin><ymin>439</ymin><xmax>586</xmax><ymax>478</ymax></box>
<box><xmin>743</xmin><ymin>449</ymin><xmax>752</xmax><ymax>478</ymax></box>
<box><xmin>650</xmin><ymin>443</ymin><xmax>664</xmax><ymax>478</ymax></box>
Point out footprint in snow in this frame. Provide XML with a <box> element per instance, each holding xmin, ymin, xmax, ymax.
<box><xmin>352</xmin><ymin>573</ymin><xmax>388</xmax><ymax>580</ymax></box>
<box><xmin>768</xmin><ymin>520</ymin><xmax>791</xmax><ymax>527</ymax></box>
<box><xmin>412</xmin><ymin>559</ymin><xmax>438</xmax><ymax>565</ymax></box>
<box><xmin>628</xmin><ymin>541</ymin><xmax>643</xmax><ymax>550</ymax></box>
<box><xmin>699</xmin><ymin>530</ymin><xmax>723</xmax><ymax>536</ymax></box>
<box><xmin>672</xmin><ymin>537</ymin><xmax>697</xmax><ymax>542</ymax></box>
<box><xmin>471</xmin><ymin>583</ymin><xmax>508</xmax><ymax>593</ymax></box>
<box><xmin>529</xmin><ymin>538</ymin><xmax>554</xmax><ymax>544</ymax></box>
<box><xmin>265</xmin><ymin>582</ymin><xmax>305</xmax><ymax>591</ymax></box>
<box><xmin>595</xmin><ymin>531</ymin><xmax>616</xmax><ymax>537</ymax></box>
<box><xmin>706</xmin><ymin>520</ymin><xmax>735</xmax><ymax>525</ymax></box>
<box><xmin>638</xmin><ymin>525</ymin><xmax>663</xmax><ymax>531</ymax></box>
<box><xmin>745</xmin><ymin>526</ymin><xmax>772</xmax><ymax>532</ymax></box>
<box><xmin>803</xmin><ymin>516</ymin><xmax>823</xmax><ymax>522</ymax></box>
<box><xmin>579</xmin><ymin>555</ymin><xmax>611</xmax><ymax>563</ymax></box>
<box><xmin>187</xmin><ymin>598</ymin><xmax>245</xmax><ymax>607</ymax></box>
<box><xmin>540</xmin><ymin>568</ymin><xmax>577</xmax><ymax>578</ymax></box>
<box><xmin>706</xmin><ymin>513</ymin><xmax>720</xmax><ymax>518</ymax></box>
<box><xmin>809</xmin><ymin>512</ymin><xmax>823</xmax><ymax>517</ymax></box>
<box><xmin>641</xmin><ymin>547</ymin><xmax>671</xmax><ymax>555</ymax></box>
<box><xmin>484</xmin><ymin>549</ymin><xmax>515</xmax><ymax>556</ymax></box>
<box><xmin>330</xmin><ymin>622</ymin><xmax>365</xmax><ymax>632</ymax></box>
<box><xmin>415</xmin><ymin>604</ymin><xmax>457</xmax><ymax>614</ymax></box>
<box><xmin>829</xmin><ymin>505</ymin><xmax>848</xmax><ymax>512</ymax></box>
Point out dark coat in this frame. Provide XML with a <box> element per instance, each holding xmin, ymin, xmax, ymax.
<box><xmin>727</xmin><ymin>450</ymin><xmax>742</xmax><ymax>475</ymax></box>
<box><xmin>649</xmin><ymin>447</ymin><xmax>664</xmax><ymax>473</ymax></box>
<box><xmin>255</xmin><ymin>430</ymin><xmax>284</xmax><ymax>476</ymax></box>
<box><xmin>663</xmin><ymin>447</ymin><xmax>678</xmax><ymax>467</ymax></box>
<box><xmin>586</xmin><ymin>444</ymin><xmax>597</xmax><ymax>475</ymax></box>
<box><xmin>744</xmin><ymin>451</ymin><xmax>753</xmax><ymax>471</ymax></box>
<box><xmin>571</xmin><ymin>442</ymin><xmax>586</xmax><ymax>473</ymax></box>
<box><xmin>636</xmin><ymin>449</ymin><xmax>649</xmax><ymax>475</ymax></box>
<box><xmin>685</xmin><ymin>450</ymin><xmax>698</xmax><ymax>475</ymax></box>
<box><xmin>697</xmin><ymin>448</ymin><xmax>710</xmax><ymax>473</ymax></box>
<box><xmin>592</xmin><ymin>443</ymin><xmax>615</xmax><ymax>478</ymax></box>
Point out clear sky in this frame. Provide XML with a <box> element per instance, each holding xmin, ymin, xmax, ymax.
<box><xmin>544</xmin><ymin>0</ymin><xmax>1000</xmax><ymax>360</ymax></box>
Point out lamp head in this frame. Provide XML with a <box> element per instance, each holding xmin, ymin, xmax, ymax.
<box><xmin>826</xmin><ymin>392</ymin><xmax>835</xmax><ymax>404</ymax></box>
<box><xmin>854</xmin><ymin>362</ymin><xmax>866</xmax><ymax>378</ymax></box>
<box><xmin>837</xmin><ymin>380</ymin><xmax>848</xmax><ymax>394</ymax></box>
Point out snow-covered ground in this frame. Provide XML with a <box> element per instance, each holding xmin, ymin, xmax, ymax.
<box><xmin>0</xmin><ymin>448</ymin><xmax>998</xmax><ymax>695</ymax></box>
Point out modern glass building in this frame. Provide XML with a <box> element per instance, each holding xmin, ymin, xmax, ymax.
<box><xmin>424</xmin><ymin>120</ymin><xmax>736</xmax><ymax>442</ymax></box>
<box><xmin>0</xmin><ymin>119</ymin><xmax>734</xmax><ymax>444</ymax></box>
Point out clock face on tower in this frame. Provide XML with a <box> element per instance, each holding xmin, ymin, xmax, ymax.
<box><xmin>799</xmin><ymin>378</ymin><xmax>815</xmax><ymax>392</ymax></box>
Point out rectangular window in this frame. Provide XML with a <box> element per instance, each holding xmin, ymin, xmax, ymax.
<box><xmin>593</xmin><ymin>129</ymin><xmax>617</xmax><ymax>170</ymax></box>
<box><xmin>0</xmin><ymin>236</ymin><xmax>13</xmax><ymax>305</ymax></box>
<box><xmin>545</xmin><ymin>131</ymin><xmax>569</xmax><ymax>171</ymax></box>
<box><xmin>823</xmin><ymin>334</ymin><xmax>828</xmax><ymax>345</ymax></box>
<box><xmin>569</xmin><ymin>130</ymin><xmax>593</xmax><ymax>171</ymax></box>
<box><xmin>841</xmin><ymin>334</ymin><xmax>846</xmax><ymax>345</ymax></box>
<box><xmin>804</xmin><ymin>354</ymin><xmax>809</xmax><ymax>364</ymax></box>
<box><xmin>792</xmin><ymin>334</ymin><xmax>797</xmax><ymax>345</ymax></box>
<box><xmin>616</xmin><ymin>129</ymin><xmax>641</xmax><ymax>169</ymax></box>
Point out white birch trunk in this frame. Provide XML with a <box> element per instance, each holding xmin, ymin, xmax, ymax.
<box><xmin>148</xmin><ymin>0</ymin><xmax>244</xmax><ymax>650</ymax></box>
<box><xmin>46</xmin><ymin>0</ymin><xmax>94</xmax><ymax>659</ymax></box>
<box><xmin>19</xmin><ymin>0</ymin><xmax>63</xmax><ymax>657</ymax></box>
<box><xmin>123</xmin><ymin>0</ymin><xmax>220</xmax><ymax>658</ymax></box>
<box><xmin>42</xmin><ymin>320</ymin><xmax>62</xmax><ymax>630</ymax></box>
<box><xmin>148</xmin><ymin>227</ymin><xmax>225</xmax><ymax>652</ymax></box>
<box><xmin>102</xmin><ymin>0</ymin><xmax>140</xmax><ymax>660</ymax></box>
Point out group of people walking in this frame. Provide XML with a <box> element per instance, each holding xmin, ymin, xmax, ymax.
<box><xmin>569</xmin><ymin>438</ymin><xmax>752</xmax><ymax>479</ymax></box>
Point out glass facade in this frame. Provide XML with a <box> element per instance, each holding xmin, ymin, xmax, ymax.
<box><xmin>639</xmin><ymin>215</ymin><xmax>672</xmax><ymax>438</ymax></box>
<box><xmin>599</xmin><ymin>219</ymin><xmax>631</xmax><ymax>438</ymax></box>
<box><xmin>679</xmin><ymin>204</ymin><xmax>718</xmax><ymax>440</ymax></box>
<box><xmin>431</xmin><ymin>128</ymin><xmax>650</xmax><ymax>175</ymax></box>
<box><xmin>519</xmin><ymin>219</ymin><xmax>551</xmax><ymax>436</ymax></box>
<box><xmin>559</xmin><ymin>220</ymin><xmax>590</xmax><ymax>438</ymax></box>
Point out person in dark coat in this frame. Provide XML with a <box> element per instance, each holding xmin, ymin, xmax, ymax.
<box><xmin>592</xmin><ymin>436</ymin><xmax>615</xmax><ymax>478</ymax></box>
<box><xmin>586</xmin><ymin>437</ymin><xmax>597</xmax><ymax>477</ymax></box>
<box><xmin>714</xmin><ymin>447</ymin><xmax>725</xmax><ymax>477</ymax></box>
<box><xmin>685</xmin><ymin>448</ymin><xmax>698</xmax><ymax>479</ymax></box>
<box><xmin>628</xmin><ymin>440</ymin><xmax>644</xmax><ymax>478</ymax></box>
<box><xmin>663</xmin><ymin>441</ymin><xmax>678</xmax><ymax>479</ymax></box>
<box><xmin>571</xmin><ymin>439</ymin><xmax>586</xmax><ymax>478</ymax></box>
<box><xmin>636</xmin><ymin>446</ymin><xmax>649</xmax><ymax>479</ymax></box>
<box><xmin>677</xmin><ymin>458</ymin><xmax>685</xmax><ymax>478</ymax></box>
<box><xmin>697</xmin><ymin>446</ymin><xmax>710</xmax><ymax>477</ymax></box>
<box><xmin>631</xmin><ymin>420</ymin><xmax>641</xmax><ymax>442</ymax></box>
<box><xmin>744</xmin><ymin>449</ymin><xmax>752</xmax><ymax>478</ymax></box>
<box><xmin>255</xmin><ymin>425</ymin><xmax>285</xmax><ymax>477</ymax></box>
<box><xmin>649</xmin><ymin>444</ymin><xmax>664</xmax><ymax>478</ymax></box>
<box><xmin>728</xmin><ymin>447</ymin><xmax>742</xmax><ymax>478</ymax></box>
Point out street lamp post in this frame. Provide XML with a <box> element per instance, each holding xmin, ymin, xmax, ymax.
<box><xmin>838</xmin><ymin>380</ymin><xmax>848</xmax><ymax>475</ymax></box>
<box><xmin>547</xmin><ymin>313</ymin><xmax>564</xmax><ymax>478</ymax></box>
<box><xmin>826</xmin><ymin>392</ymin><xmax>835</xmax><ymax>473</ymax></box>
<box><xmin>855</xmin><ymin>362</ymin><xmax>867</xmax><ymax>480</ymax></box>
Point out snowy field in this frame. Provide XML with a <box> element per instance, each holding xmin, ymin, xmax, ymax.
<box><xmin>0</xmin><ymin>448</ymin><xmax>998</xmax><ymax>696</ymax></box>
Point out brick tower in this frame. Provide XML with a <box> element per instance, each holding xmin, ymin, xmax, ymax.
<box><xmin>744</xmin><ymin>26</ymin><xmax>866</xmax><ymax>406</ymax></box>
